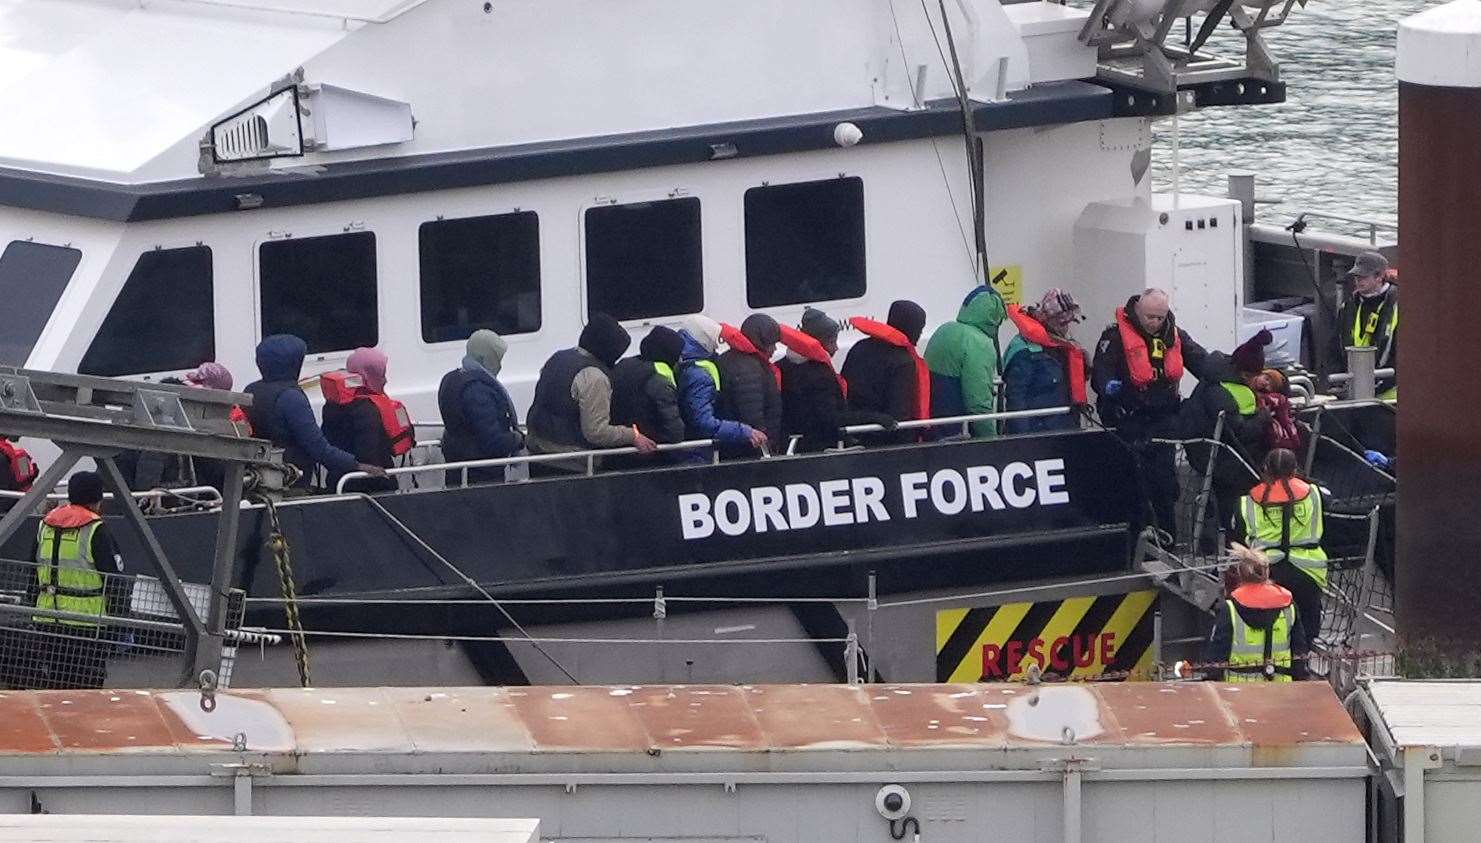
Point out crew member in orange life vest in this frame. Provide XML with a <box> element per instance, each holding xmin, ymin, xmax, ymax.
<box><xmin>1092</xmin><ymin>289</ymin><xmax>1209</xmax><ymax>533</ymax></box>
<box><xmin>321</xmin><ymin>347</ymin><xmax>410</xmax><ymax>494</ymax></box>
<box><xmin>1003</xmin><ymin>288</ymin><xmax>1088</xmax><ymax>434</ymax></box>
<box><xmin>842</xmin><ymin>300</ymin><xmax>931</xmax><ymax>446</ymax></box>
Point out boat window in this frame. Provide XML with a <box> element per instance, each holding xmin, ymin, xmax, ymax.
<box><xmin>79</xmin><ymin>246</ymin><xmax>214</xmax><ymax>377</ymax></box>
<box><xmin>584</xmin><ymin>197</ymin><xmax>703</xmax><ymax>321</ymax></box>
<box><xmin>744</xmin><ymin>177</ymin><xmax>865</xmax><ymax>308</ymax></box>
<box><xmin>259</xmin><ymin>232</ymin><xmax>378</xmax><ymax>354</ymax></box>
<box><xmin>420</xmin><ymin>212</ymin><xmax>541</xmax><ymax>343</ymax></box>
<box><xmin>0</xmin><ymin>241</ymin><xmax>81</xmax><ymax>366</ymax></box>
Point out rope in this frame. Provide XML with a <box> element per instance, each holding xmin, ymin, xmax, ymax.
<box><xmin>261</xmin><ymin>628</ymin><xmax>850</xmax><ymax>646</ymax></box>
<box><xmin>256</xmin><ymin>495</ymin><xmax>311</xmax><ymax>687</ymax></box>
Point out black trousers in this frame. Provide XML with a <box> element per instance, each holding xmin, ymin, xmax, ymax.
<box><xmin>1271</xmin><ymin>560</ymin><xmax>1325</xmax><ymax>645</ymax></box>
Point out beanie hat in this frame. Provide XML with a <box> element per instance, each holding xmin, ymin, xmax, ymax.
<box><xmin>681</xmin><ymin>314</ymin><xmax>723</xmax><ymax>355</ymax></box>
<box><xmin>184</xmin><ymin>361</ymin><xmax>233</xmax><ymax>391</ymax></box>
<box><xmin>739</xmin><ymin>313</ymin><xmax>781</xmax><ymax>350</ymax></box>
<box><xmin>639</xmin><ymin>325</ymin><xmax>684</xmax><ymax>368</ymax></box>
<box><xmin>800</xmin><ymin>306</ymin><xmax>842</xmax><ymax>345</ymax></box>
<box><xmin>1036</xmin><ymin>288</ymin><xmax>1083</xmax><ymax>323</ymax></box>
<box><xmin>886</xmin><ymin>300</ymin><xmax>927</xmax><ymax>345</ymax></box>
<box><xmin>1232</xmin><ymin>328</ymin><xmax>1273</xmax><ymax>375</ymax></box>
<box><xmin>467</xmin><ymin>329</ymin><xmax>508</xmax><ymax>377</ymax></box>
<box><xmin>579</xmin><ymin>313</ymin><xmax>632</xmax><ymax>368</ymax></box>
<box><xmin>68</xmin><ymin>471</ymin><xmax>104</xmax><ymax>506</ymax></box>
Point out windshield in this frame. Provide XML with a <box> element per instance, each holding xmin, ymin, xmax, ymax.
<box><xmin>0</xmin><ymin>241</ymin><xmax>81</xmax><ymax>366</ymax></box>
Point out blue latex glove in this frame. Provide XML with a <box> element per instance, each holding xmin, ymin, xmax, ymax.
<box><xmin>1364</xmin><ymin>450</ymin><xmax>1391</xmax><ymax>470</ymax></box>
<box><xmin>1104</xmin><ymin>379</ymin><xmax>1123</xmax><ymax>397</ymax></box>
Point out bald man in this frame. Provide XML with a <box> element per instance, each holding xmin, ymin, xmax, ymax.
<box><xmin>1092</xmin><ymin>288</ymin><xmax>1209</xmax><ymax>532</ymax></box>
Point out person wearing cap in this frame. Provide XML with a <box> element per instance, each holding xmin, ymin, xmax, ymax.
<box><xmin>1002</xmin><ymin>289</ymin><xmax>1089</xmax><ymax>434</ymax></box>
<box><xmin>841</xmin><ymin>300</ymin><xmax>931</xmax><ymax>446</ymax></box>
<box><xmin>18</xmin><ymin>471</ymin><xmax>130</xmax><ymax>689</ymax></box>
<box><xmin>1335</xmin><ymin>251</ymin><xmax>1398</xmax><ymax>400</ymax></box>
<box><xmin>779</xmin><ymin>307</ymin><xmax>896</xmax><ymax>453</ymax></box>
<box><xmin>1180</xmin><ymin>329</ymin><xmax>1276</xmax><ymax>536</ymax></box>
<box><xmin>717</xmin><ymin>314</ymin><xmax>784</xmax><ymax>456</ymax></box>
<box><xmin>527</xmin><ymin>314</ymin><xmax>658</xmax><ymax>474</ymax></box>
<box><xmin>676</xmin><ymin>315</ymin><xmax>767</xmax><ymax>462</ymax></box>
<box><xmin>438</xmin><ymin>330</ymin><xmax>525</xmax><ymax>486</ymax></box>
<box><xmin>924</xmin><ymin>285</ymin><xmax>1006</xmax><ymax>438</ymax></box>
<box><xmin>610</xmin><ymin>326</ymin><xmax>687</xmax><ymax>467</ymax></box>
<box><xmin>244</xmin><ymin>335</ymin><xmax>388</xmax><ymax>492</ymax></box>
<box><xmin>1200</xmin><ymin>545</ymin><xmax>1308</xmax><ymax>682</ymax></box>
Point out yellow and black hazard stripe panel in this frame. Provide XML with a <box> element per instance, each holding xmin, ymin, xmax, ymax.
<box><xmin>934</xmin><ymin>590</ymin><xmax>1158</xmax><ymax>682</ymax></box>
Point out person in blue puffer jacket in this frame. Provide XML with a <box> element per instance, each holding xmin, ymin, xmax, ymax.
<box><xmin>677</xmin><ymin>315</ymin><xmax>767</xmax><ymax>461</ymax></box>
<box><xmin>243</xmin><ymin>334</ymin><xmax>386</xmax><ymax>491</ymax></box>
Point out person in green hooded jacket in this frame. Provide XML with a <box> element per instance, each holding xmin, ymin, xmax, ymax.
<box><xmin>924</xmin><ymin>285</ymin><xmax>1006</xmax><ymax>437</ymax></box>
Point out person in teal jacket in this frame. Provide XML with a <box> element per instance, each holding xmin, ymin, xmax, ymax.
<box><xmin>924</xmin><ymin>285</ymin><xmax>1006</xmax><ymax>437</ymax></box>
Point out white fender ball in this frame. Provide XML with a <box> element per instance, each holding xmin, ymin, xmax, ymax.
<box><xmin>833</xmin><ymin>122</ymin><xmax>863</xmax><ymax>148</ymax></box>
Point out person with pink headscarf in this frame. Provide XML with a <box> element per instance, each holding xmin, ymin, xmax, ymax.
<box><xmin>321</xmin><ymin>347</ymin><xmax>402</xmax><ymax>493</ymax></box>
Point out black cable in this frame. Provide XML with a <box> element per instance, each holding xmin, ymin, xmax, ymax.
<box><xmin>890</xmin><ymin>817</ymin><xmax>922</xmax><ymax>841</ymax></box>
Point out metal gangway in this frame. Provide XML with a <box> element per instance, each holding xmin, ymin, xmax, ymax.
<box><xmin>0</xmin><ymin>368</ymin><xmax>287</xmax><ymax>703</ymax></box>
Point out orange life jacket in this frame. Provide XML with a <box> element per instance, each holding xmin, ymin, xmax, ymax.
<box><xmin>1249</xmin><ymin>477</ymin><xmax>1311</xmax><ymax>505</ymax></box>
<box><xmin>1115</xmin><ymin>307</ymin><xmax>1183</xmax><ymax>389</ymax></box>
<box><xmin>848</xmin><ymin>316</ymin><xmax>931</xmax><ymax>421</ymax></box>
<box><xmin>1005</xmin><ymin>306</ymin><xmax>1088</xmax><ymax>405</ymax></box>
<box><xmin>779</xmin><ymin>325</ymin><xmax>848</xmax><ymax>398</ymax></box>
<box><xmin>0</xmin><ymin>441</ymin><xmax>37</xmax><ymax>492</ymax></box>
<box><xmin>43</xmin><ymin>503</ymin><xmax>102</xmax><ymax>530</ymax></box>
<box><xmin>1231</xmin><ymin>581</ymin><xmax>1293</xmax><ymax>610</ymax></box>
<box><xmin>720</xmin><ymin>324</ymin><xmax>781</xmax><ymax>388</ymax></box>
<box><xmin>322</xmin><ymin>371</ymin><xmax>416</xmax><ymax>457</ymax></box>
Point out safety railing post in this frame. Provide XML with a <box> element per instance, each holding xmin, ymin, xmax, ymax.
<box><xmin>844</xmin><ymin>621</ymin><xmax>860</xmax><ymax>685</ymax></box>
<box><xmin>653</xmin><ymin>586</ymin><xmax>666</xmax><ymax>682</ymax></box>
<box><xmin>1191</xmin><ymin>413</ymin><xmax>1225</xmax><ymax>552</ymax></box>
<box><xmin>866</xmin><ymin>571</ymin><xmax>877</xmax><ymax>684</ymax></box>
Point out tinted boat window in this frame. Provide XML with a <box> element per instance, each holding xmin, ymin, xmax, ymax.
<box><xmin>259</xmin><ymin>232</ymin><xmax>378</xmax><ymax>354</ymax></box>
<box><xmin>420</xmin><ymin>212</ymin><xmax>541</xmax><ymax>343</ymax></box>
<box><xmin>80</xmin><ymin>246</ymin><xmax>214</xmax><ymax>376</ymax></box>
<box><xmin>0</xmin><ymin>241</ymin><xmax>82</xmax><ymax>366</ymax></box>
<box><xmin>745</xmin><ymin>177</ymin><xmax>866</xmax><ymax>307</ymax></box>
<box><xmin>584</xmin><ymin>197</ymin><xmax>703</xmax><ymax>321</ymax></box>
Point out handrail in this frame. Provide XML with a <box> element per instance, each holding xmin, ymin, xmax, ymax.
<box><xmin>336</xmin><ymin>438</ymin><xmax>720</xmax><ymax>493</ymax></box>
<box><xmin>1328</xmin><ymin>368</ymin><xmax>1395</xmax><ymax>386</ymax></box>
<box><xmin>0</xmin><ymin>485</ymin><xmax>224</xmax><ymax>505</ymax></box>
<box><xmin>840</xmin><ymin>406</ymin><xmax>1075</xmax><ymax>436</ymax></box>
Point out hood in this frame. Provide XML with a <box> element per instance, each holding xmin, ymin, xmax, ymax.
<box><xmin>887</xmin><ymin>300</ymin><xmax>927</xmax><ymax>345</ymax></box>
<box><xmin>957</xmin><ymin>286</ymin><xmax>1006</xmax><ymax>332</ymax></box>
<box><xmin>640</xmin><ymin>325</ymin><xmax>684</xmax><ymax>367</ymax></box>
<box><xmin>679</xmin><ymin>330</ymin><xmax>715</xmax><ymax>364</ymax></box>
<box><xmin>346</xmin><ymin>347</ymin><xmax>388</xmax><ymax>393</ymax></box>
<box><xmin>681</xmin><ymin>315</ymin><xmax>723</xmax><ymax>355</ymax></box>
<box><xmin>255</xmin><ymin>334</ymin><xmax>307</xmax><ymax>381</ymax></box>
<box><xmin>579</xmin><ymin>314</ymin><xmax>632</xmax><ymax>368</ymax></box>
<box><xmin>467</xmin><ymin>329</ymin><xmax>508</xmax><ymax>377</ymax></box>
<box><xmin>1202</xmin><ymin>351</ymin><xmax>1242</xmax><ymax>385</ymax></box>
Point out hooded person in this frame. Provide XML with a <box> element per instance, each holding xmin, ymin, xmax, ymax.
<box><xmin>1002</xmin><ymin>288</ymin><xmax>1089</xmax><ymax>434</ymax></box>
<box><xmin>779</xmin><ymin>307</ymin><xmax>895</xmax><ymax>453</ymax></box>
<box><xmin>312</xmin><ymin>347</ymin><xmax>409</xmax><ymax>494</ymax></box>
<box><xmin>676</xmin><ymin>315</ymin><xmax>765</xmax><ymax>461</ymax></box>
<box><xmin>1181</xmin><ymin>328</ymin><xmax>1276</xmax><ymax>538</ymax></box>
<box><xmin>924</xmin><ymin>285</ymin><xmax>1007</xmax><ymax>438</ymax></box>
<box><xmin>438</xmin><ymin>330</ymin><xmax>524</xmax><ymax>486</ymax></box>
<box><xmin>527</xmin><ymin>314</ymin><xmax>656</xmax><ymax>472</ymax></box>
<box><xmin>243</xmin><ymin>335</ymin><xmax>383</xmax><ymax>491</ymax></box>
<box><xmin>716</xmin><ymin>314</ymin><xmax>783</xmax><ymax>457</ymax></box>
<box><xmin>841</xmin><ymin>300</ymin><xmax>931</xmax><ymax>445</ymax></box>
<box><xmin>610</xmin><ymin>325</ymin><xmax>687</xmax><ymax>466</ymax></box>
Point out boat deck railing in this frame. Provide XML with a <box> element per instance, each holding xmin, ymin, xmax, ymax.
<box><xmin>336</xmin><ymin>407</ymin><xmax>1076</xmax><ymax>494</ymax></box>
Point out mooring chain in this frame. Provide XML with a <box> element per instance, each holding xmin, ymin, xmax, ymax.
<box><xmin>257</xmin><ymin>495</ymin><xmax>311</xmax><ymax>688</ymax></box>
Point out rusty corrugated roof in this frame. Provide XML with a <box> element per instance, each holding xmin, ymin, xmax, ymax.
<box><xmin>0</xmin><ymin>683</ymin><xmax>1361</xmax><ymax>771</ymax></box>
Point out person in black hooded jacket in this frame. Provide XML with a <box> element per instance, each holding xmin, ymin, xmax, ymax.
<box><xmin>779</xmin><ymin>307</ymin><xmax>896</xmax><ymax>453</ymax></box>
<box><xmin>842</xmin><ymin>300</ymin><xmax>929</xmax><ymax>446</ymax></box>
<box><xmin>716</xmin><ymin>314</ymin><xmax>782</xmax><ymax>458</ymax></box>
<box><xmin>610</xmin><ymin>325</ymin><xmax>686</xmax><ymax>467</ymax></box>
